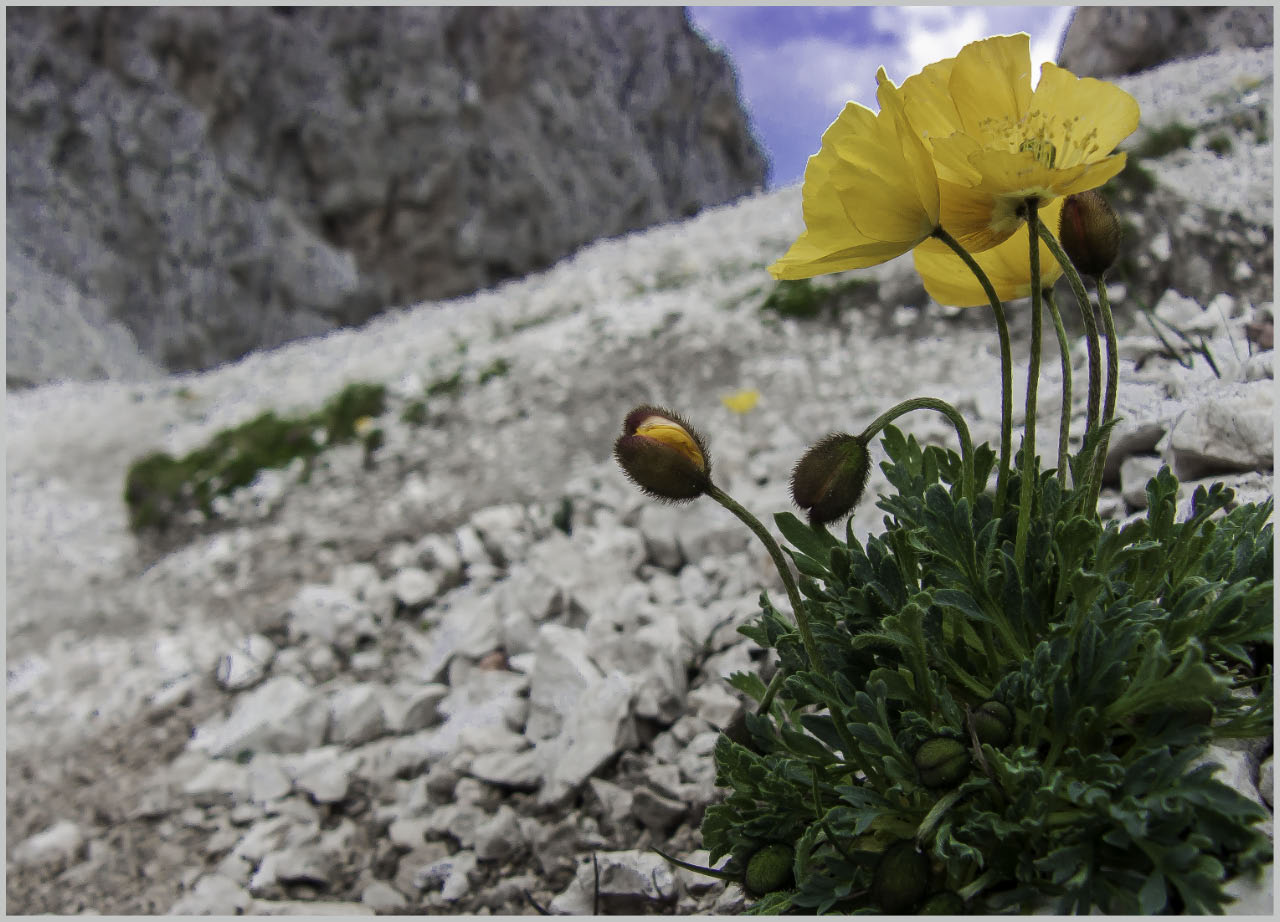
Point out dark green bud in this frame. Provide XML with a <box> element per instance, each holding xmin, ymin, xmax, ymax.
<box><xmin>873</xmin><ymin>840</ymin><xmax>931</xmax><ymax>914</ymax></box>
<box><xmin>790</xmin><ymin>432</ymin><xmax>872</xmax><ymax>526</ymax></box>
<box><xmin>973</xmin><ymin>700</ymin><xmax>1014</xmax><ymax>748</ymax></box>
<box><xmin>915</xmin><ymin>737</ymin><xmax>970</xmax><ymax>788</ymax></box>
<box><xmin>744</xmin><ymin>842</ymin><xmax>794</xmax><ymax>896</ymax></box>
<box><xmin>919</xmin><ymin>890</ymin><xmax>966</xmax><ymax>914</ymax></box>
<box><xmin>1059</xmin><ymin>189</ymin><xmax>1122</xmax><ymax>279</ymax></box>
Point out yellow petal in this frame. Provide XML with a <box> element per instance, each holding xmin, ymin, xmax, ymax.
<box><xmin>935</xmin><ymin>178</ymin><xmax>1016</xmax><ymax>253</ymax></box>
<box><xmin>635</xmin><ymin>418</ymin><xmax>706</xmax><ymax>471</ymax></box>
<box><xmin>1054</xmin><ymin>152</ymin><xmax>1129</xmax><ymax>197</ymax></box>
<box><xmin>876</xmin><ymin>67</ymin><xmax>940</xmax><ymax>225</ymax></box>
<box><xmin>769</xmin><ymin>232</ymin><xmax>912</xmax><ymax>279</ymax></box>
<box><xmin>963</xmin><ymin>148</ymin><xmax>1090</xmax><ymax>197</ymax></box>
<box><xmin>900</xmin><ymin>56</ymin><xmax>963</xmax><ymax>148</ymax></box>
<box><xmin>721</xmin><ymin>389</ymin><xmax>760</xmax><ymax>414</ymax></box>
<box><xmin>1028</xmin><ymin>63</ymin><xmax>1141</xmax><ymax>168</ymax></box>
<box><xmin>915</xmin><ymin>198</ymin><xmax>1065</xmax><ymax>306</ymax></box>
<box><xmin>948</xmin><ymin>34</ymin><xmax>1033</xmax><ymax>142</ymax></box>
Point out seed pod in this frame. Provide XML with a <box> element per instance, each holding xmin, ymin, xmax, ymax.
<box><xmin>973</xmin><ymin>700</ymin><xmax>1014</xmax><ymax>748</ymax></box>
<box><xmin>919</xmin><ymin>890</ymin><xmax>966</xmax><ymax>914</ymax></box>
<box><xmin>872</xmin><ymin>840</ymin><xmax>931</xmax><ymax>913</ymax></box>
<box><xmin>613</xmin><ymin>405</ymin><xmax>712</xmax><ymax>502</ymax></box>
<box><xmin>744</xmin><ymin>842</ymin><xmax>795</xmax><ymax>896</ymax></box>
<box><xmin>1059</xmin><ymin>189</ymin><xmax>1122</xmax><ymax>279</ymax></box>
<box><xmin>790</xmin><ymin>432</ymin><xmax>872</xmax><ymax>526</ymax></box>
<box><xmin>915</xmin><ymin>737</ymin><xmax>970</xmax><ymax>788</ymax></box>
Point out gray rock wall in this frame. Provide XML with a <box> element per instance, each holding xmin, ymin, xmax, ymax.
<box><xmin>1059</xmin><ymin>6</ymin><xmax>1273</xmax><ymax>77</ymax></box>
<box><xmin>6</xmin><ymin>7</ymin><xmax>767</xmax><ymax>387</ymax></box>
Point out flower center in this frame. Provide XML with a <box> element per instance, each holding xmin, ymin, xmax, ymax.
<box><xmin>983</xmin><ymin>109</ymin><xmax>1104</xmax><ymax>169</ymax></box>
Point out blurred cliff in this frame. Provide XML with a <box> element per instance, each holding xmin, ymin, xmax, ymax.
<box><xmin>6</xmin><ymin>7</ymin><xmax>767</xmax><ymax>387</ymax></box>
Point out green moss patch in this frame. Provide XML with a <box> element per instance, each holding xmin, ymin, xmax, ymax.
<box><xmin>124</xmin><ymin>381</ymin><xmax>386</xmax><ymax>532</ymax></box>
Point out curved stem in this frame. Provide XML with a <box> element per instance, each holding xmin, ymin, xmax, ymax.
<box><xmin>857</xmin><ymin>396</ymin><xmax>975</xmax><ymax>506</ymax></box>
<box><xmin>1015</xmin><ymin>203</ymin><xmax>1044</xmax><ymax>572</ymax></box>
<box><xmin>1036</xmin><ymin>221</ymin><xmax>1102</xmax><ymax>481</ymax></box>
<box><xmin>1090</xmin><ymin>278</ymin><xmax>1120</xmax><ymax>511</ymax></box>
<box><xmin>707</xmin><ymin>484</ymin><xmax>865</xmax><ymax>770</ymax></box>
<box><xmin>932</xmin><ymin>226</ymin><xmax>1012</xmax><ymax>514</ymax></box>
<box><xmin>1044</xmin><ymin>289</ymin><xmax>1073</xmax><ymax>483</ymax></box>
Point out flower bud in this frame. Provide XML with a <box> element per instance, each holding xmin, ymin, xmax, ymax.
<box><xmin>790</xmin><ymin>433</ymin><xmax>871</xmax><ymax>526</ymax></box>
<box><xmin>1059</xmin><ymin>190</ymin><xmax>1122</xmax><ymax>279</ymax></box>
<box><xmin>613</xmin><ymin>405</ymin><xmax>711</xmax><ymax>502</ymax></box>
<box><xmin>915</xmin><ymin>736</ymin><xmax>970</xmax><ymax>788</ymax></box>
<box><xmin>744</xmin><ymin>842</ymin><xmax>795</xmax><ymax>896</ymax></box>
<box><xmin>873</xmin><ymin>840</ymin><xmax>931</xmax><ymax>913</ymax></box>
<box><xmin>973</xmin><ymin>700</ymin><xmax>1014</xmax><ymax>748</ymax></box>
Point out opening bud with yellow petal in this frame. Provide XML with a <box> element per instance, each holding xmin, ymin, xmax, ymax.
<box><xmin>614</xmin><ymin>405</ymin><xmax>711</xmax><ymax>502</ymax></box>
<box><xmin>1058</xmin><ymin>189</ymin><xmax>1122</xmax><ymax>279</ymax></box>
<box><xmin>790</xmin><ymin>433</ymin><xmax>871</xmax><ymax>526</ymax></box>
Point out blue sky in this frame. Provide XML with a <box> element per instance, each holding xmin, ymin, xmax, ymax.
<box><xmin>687</xmin><ymin>5</ymin><xmax>1076</xmax><ymax>188</ymax></box>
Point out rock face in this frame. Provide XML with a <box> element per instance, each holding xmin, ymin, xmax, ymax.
<box><xmin>1059</xmin><ymin>6</ymin><xmax>1274</xmax><ymax>78</ymax></box>
<box><xmin>5</xmin><ymin>7</ymin><xmax>766</xmax><ymax>388</ymax></box>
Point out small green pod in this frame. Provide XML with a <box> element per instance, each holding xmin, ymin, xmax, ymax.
<box><xmin>973</xmin><ymin>700</ymin><xmax>1014</xmax><ymax>747</ymax></box>
<box><xmin>915</xmin><ymin>737</ymin><xmax>970</xmax><ymax>788</ymax></box>
<box><xmin>744</xmin><ymin>842</ymin><xmax>795</xmax><ymax>896</ymax></box>
<box><xmin>873</xmin><ymin>840</ymin><xmax>931</xmax><ymax>914</ymax></box>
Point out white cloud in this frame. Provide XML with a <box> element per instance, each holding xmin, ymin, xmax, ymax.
<box><xmin>734</xmin><ymin>34</ymin><xmax>899</xmax><ymax>114</ymax></box>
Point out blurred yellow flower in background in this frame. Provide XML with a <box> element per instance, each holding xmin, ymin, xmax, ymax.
<box><xmin>721</xmin><ymin>388</ymin><xmax>760</xmax><ymax>414</ymax></box>
<box><xmin>899</xmin><ymin>33</ymin><xmax>1139</xmax><ymax>254</ymax></box>
<box><xmin>914</xmin><ymin>197</ymin><xmax>1065</xmax><ymax>306</ymax></box>
<box><xmin>769</xmin><ymin>69</ymin><xmax>939</xmax><ymax>280</ymax></box>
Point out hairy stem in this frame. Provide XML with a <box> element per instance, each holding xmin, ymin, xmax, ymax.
<box><xmin>1015</xmin><ymin>202</ymin><xmax>1044</xmax><ymax>571</ymax></box>
<box><xmin>932</xmin><ymin>226</ymin><xmax>1012</xmax><ymax>514</ymax></box>
<box><xmin>857</xmin><ymin>396</ymin><xmax>975</xmax><ymax>506</ymax></box>
<box><xmin>1044</xmin><ymin>289</ymin><xmax>1074</xmax><ymax>482</ymax></box>
<box><xmin>1090</xmin><ymin>278</ymin><xmax>1120</xmax><ymax>510</ymax></box>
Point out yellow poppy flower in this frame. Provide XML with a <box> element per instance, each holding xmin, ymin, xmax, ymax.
<box><xmin>899</xmin><ymin>33</ymin><xmax>1139</xmax><ymax>253</ymax></box>
<box><xmin>721</xmin><ymin>388</ymin><xmax>760</xmax><ymax>414</ymax></box>
<box><xmin>769</xmin><ymin>68</ymin><xmax>939</xmax><ymax>280</ymax></box>
<box><xmin>913</xmin><ymin>197</ymin><xmax>1065</xmax><ymax>306</ymax></box>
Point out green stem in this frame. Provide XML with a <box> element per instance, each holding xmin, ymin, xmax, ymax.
<box><xmin>708</xmin><ymin>484</ymin><xmax>821</xmax><ymax>670</ymax></box>
<box><xmin>1036</xmin><ymin>221</ymin><xmax>1102</xmax><ymax>482</ymax></box>
<box><xmin>1044</xmin><ymin>289</ymin><xmax>1073</xmax><ymax>483</ymax></box>
<box><xmin>1015</xmin><ymin>202</ymin><xmax>1044</xmax><ymax>572</ymax></box>
<box><xmin>707</xmin><ymin>484</ymin><xmax>865</xmax><ymax>768</ymax></box>
<box><xmin>757</xmin><ymin>665</ymin><xmax>786</xmax><ymax>713</ymax></box>
<box><xmin>857</xmin><ymin>396</ymin><xmax>975</xmax><ymax>506</ymax></box>
<box><xmin>1090</xmin><ymin>278</ymin><xmax>1120</xmax><ymax>511</ymax></box>
<box><xmin>932</xmin><ymin>226</ymin><xmax>1013</xmax><ymax>514</ymax></box>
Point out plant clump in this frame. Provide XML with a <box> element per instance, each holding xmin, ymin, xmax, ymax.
<box><xmin>123</xmin><ymin>381</ymin><xmax>386</xmax><ymax>532</ymax></box>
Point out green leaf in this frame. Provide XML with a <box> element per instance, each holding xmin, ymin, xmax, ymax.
<box><xmin>775</xmin><ymin>511</ymin><xmax>837</xmax><ymax>568</ymax></box>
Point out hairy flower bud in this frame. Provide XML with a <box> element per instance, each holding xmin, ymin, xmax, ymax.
<box><xmin>973</xmin><ymin>700</ymin><xmax>1015</xmax><ymax>748</ymax></box>
<box><xmin>915</xmin><ymin>736</ymin><xmax>970</xmax><ymax>788</ymax></box>
<box><xmin>1059</xmin><ymin>189</ymin><xmax>1122</xmax><ymax>279</ymax></box>
<box><xmin>873</xmin><ymin>840</ymin><xmax>931</xmax><ymax>914</ymax></box>
<box><xmin>744</xmin><ymin>842</ymin><xmax>795</xmax><ymax>896</ymax></box>
<box><xmin>614</xmin><ymin>405</ymin><xmax>711</xmax><ymax>502</ymax></box>
<box><xmin>790</xmin><ymin>433</ymin><xmax>871</xmax><ymax>526</ymax></box>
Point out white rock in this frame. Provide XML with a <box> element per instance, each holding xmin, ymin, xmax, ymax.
<box><xmin>169</xmin><ymin>873</ymin><xmax>253</xmax><ymax>914</ymax></box>
<box><xmin>360</xmin><ymin>880</ymin><xmax>408</xmax><ymax>913</ymax></box>
<box><xmin>454</xmin><ymin>524</ymin><xmax>493</xmax><ymax>570</ymax></box>
<box><xmin>631</xmin><ymin>784</ymin><xmax>687</xmax><ymax>834</ymax></box>
<box><xmin>248</xmin><ymin>899</ymin><xmax>374</xmax><ymax>915</ymax></box>
<box><xmin>11</xmin><ymin>819</ymin><xmax>85</xmax><ymax>868</ymax></box>
<box><xmin>1165</xmin><ymin>383</ymin><xmax>1274</xmax><ymax>480</ymax></box>
<box><xmin>670</xmin><ymin>848</ymin><xmax>725</xmax><ymax>896</ymax></box>
<box><xmin>549</xmin><ymin>849</ymin><xmax>677</xmax><ymax>915</ymax></box>
<box><xmin>588</xmin><ymin>778</ymin><xmax>635</xmax><ymax>826</ymax></box>
<box><xmin>1190</xmin><ymin>746</ymin><xmax>1262</xmax><ymax>806</ymax></box>
<box><xmin>392</xmin><ymin>566</ymin><xmax>441</xmax><ymax>609</ymax></box>
<box><xmin>469</xmin><ymin>746</ymin><xmax>542</xmax><ymax>791</ymax></box>
<box><xmin>687</xmin><ymin>682</ymin><xmax>742</xmax><ymax>730</ymax></box>
<box><xmin>470</xmin><ymin>502</ymin><xmax>534</xmax><ymax>567</ymax></box>
<box><xmin>327</xmin><ymin>683</ymin><xmax>389</xmax><ymax>747</ymax></box>
<box><xmin>286</xmin><ymin>584</ymin><xmax>368</xmax><ymax>647</ymax></box>
<box><xmin>1119</xmin><ymin>454</ymin><xmax>1165</xmax><ymax>509</ymax></box>
<box><xmin>1224</xmin><ymin>863</ymin><xmax>1274</xmax><ymax>915</ymax></box>
<box><xmin>384</xmin><ymin>682</ymin><xmax>448</xmax><ymax>734</ymax></box>
<box><xmin>588</xmin><ymin>611</ymin><xmax>689</xmax><ymax>723</ymax></box>
<box><xmin>474</xmin><ymin>804</ymin><xmax>526</xmax><ymax>862</ymax></box>
<box><xmin>190</xmin><ymin>675</ymin><xmax>330</xmax><ymax>758</ymax></box>
<box><xmin>214</xmin><ymin>633</ymin><xmax>276</xmax><ymax>691</ymax></box>
<box><xmin>1258</xmin><ymin>755</ymin><xmax>1273</xmax><ymax>808</ymax></box>
<box><xmin>536</xmin><ymin>667</ymin><xmax>637</xmax><ymax>806</ymax></box>
<box><xmin>287</xmin><ymin>749</ymin><xmax>353</xmax><ymax>804</ymax></box>
<box><xmin>414</xmin><ymin>532</ymin><xmax>465</xmax><ymax>587</ymax></box>
<box><xmin>181</xmin><ymin>758</ymin><xmax>252</xmax><ymax>804</ymax></box>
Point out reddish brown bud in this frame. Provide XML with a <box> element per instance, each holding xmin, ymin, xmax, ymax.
<box><xmin>614</xmin><ymin>405</ymin><xmax>711</xmax><ymax>502</ymax></box>
<box><xmin>1059</xmin><ymin>189</ymin><xmax>1122</xmax><ymax>279</ymax></box>
<box><xmin>790</xmin><ymin>433</ymin><xmax>871</xmax><ymax>526</ymax></box>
